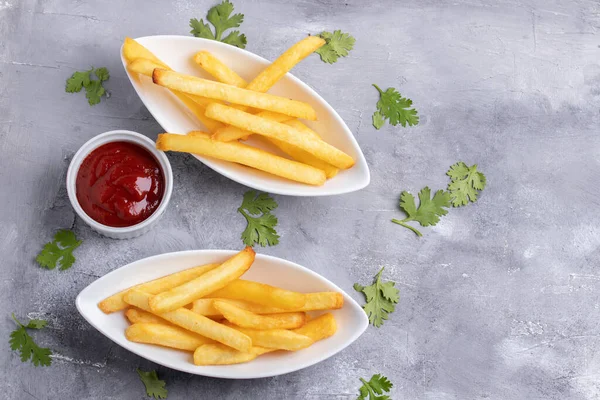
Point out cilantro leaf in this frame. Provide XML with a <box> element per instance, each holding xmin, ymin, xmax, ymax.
<box><xmin>190</xmin><ymin>1</ymin><xmax>247</xmax><ymax>49</ymax></box>
<box><xmin>372</xmin><ymin>111</ymin><xmax>385</xmax><ymax>130</ymax></box>
<box><xmin>372</xmin><ymin>84</ymin><xmax>419</xmax><ymax>129</ymax></box>
<box><xmin>357</xmin><ymin>374</ymin><xmax>393</xmax><ymax>400</ymax></box>
<box><xmin>354</xmin><ymin>267</ymin><xmax>399</xmax><ymax>328</ymax></box>
<box><xmin>391</xmin><ymin>187</ymin><xmax>451</xmax><ymax>236</ymax></box>
<box><xmin>447</xmin><ymin>162</ymin><xmax>487</xmax><ymax>207</ymax></box>
<box><xmin>315</xmin><ymin>30</ymin><xmax>355</xmax><ymax>64</ymax></box>
<box><xmin>137</xmin><ymin>369</ymin><xmax>168</xmax><ymax>399</ymax></box>
<box><xmin>65</xmin><ymin>70</ymin><xmax>92</xmax><ymax>93</ymax></box>
<box><xmin>36</xmin><ymin>229</ymin><xmax>82</xmax><ymax>271</ymax></box>
<box><xmin>94</xmin><ymin>67</ymin><xmax>110</xmax><ymax>82</ymax></box>
<box><xmin>66</xmin><ymin>67</ymin><xmax>109</xmax><ymax>105</ymax></box>
<box><xmin>10</xmin><ymin>314</ymin><xmax>52</xmax><ymax>367</ymax></box>
<box><xmin>238</xmin><ymin>190</ymin><xmax>279</xmax><ymax>247</ymax></box>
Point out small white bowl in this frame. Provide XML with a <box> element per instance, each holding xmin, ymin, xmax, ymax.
<box><xmin>76</xmin><ymin>250</ymin><xmax>369</xmax><ymax>379</ymax></box>
<box><xmin>122</xmin><ymin>35</ymin><xmax>370</xmax><ymax>197</ymax></box>
<box><xmin>66</xmin><ymin>130</ymin><xmax>173</xmax><ymax>239</ymax></box>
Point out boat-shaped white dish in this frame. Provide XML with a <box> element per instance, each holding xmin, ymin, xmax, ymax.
<box><xmin>76</xmin><ymin>250</ymin><xmax>368</xmax><ymax>379</ymax></box>
<box><xmin>121</xmin><ymin>35</ymin><xmax>370</xmax><ymax>196</ymax></box>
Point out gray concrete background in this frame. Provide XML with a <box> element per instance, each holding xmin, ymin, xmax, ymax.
<box><xmin>1</xmin><ymin>0</ymin><xmax>600</xmax><ymax>398</ymax></box>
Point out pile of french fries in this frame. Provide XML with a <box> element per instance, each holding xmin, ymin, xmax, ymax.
<box><xmin>98</xmin><ymin>247</ymin><xmax>343</xmax><ymax>366</ymax></box>
<box><xmin>122</xmin><ymin>36</ymin><xmax>355</xmax><ymax>186</ymax></box>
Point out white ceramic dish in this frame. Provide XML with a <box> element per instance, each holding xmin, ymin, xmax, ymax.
<box><xmin>66</xmin><ymin>130</ymin><xmax>173</xmax><ymax>239</ymax></box>
<box><xmin>121</xmin><ymin>35</ymin><xmax>370</xmax><ymax>197</ymax></box>
<box><xmin>76</xmin><ymin>250</ymin><xmax>368</xmax><ymax>379</ymax></box>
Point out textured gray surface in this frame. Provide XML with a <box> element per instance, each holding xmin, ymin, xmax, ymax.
<box><xmin>1</xmin><ymin>0</ymin><xmax>600</xmax><ymax>398</ymax></box>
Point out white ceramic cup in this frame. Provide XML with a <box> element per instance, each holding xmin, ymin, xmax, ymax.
<box><xmin>66</xmin><ymin>130</ymin><xmax>173</xmax><ymax>239</ymax></box>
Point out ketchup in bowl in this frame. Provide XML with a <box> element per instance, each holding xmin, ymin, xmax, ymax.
<box><xmin>75</xmin><ymin>141</ymin><xmax>165</xmax><ymax>227</ymax></box>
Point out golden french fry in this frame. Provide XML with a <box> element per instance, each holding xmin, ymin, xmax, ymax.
<box><xmin>125</xmin><ymin>308</ymin><xmax>169</xmax><ymax>325</ymax></box>
<box><xmin>210</xmin><ymin>280</ymin><xmax>306</xmax><ymax>309</ymax></box>
<box><xmin>205</xmin><ymin>103</ymin><xmax>354</xmax><ymax>169</ymax></box>
<box><xmin>98</xmin><ymin>263</ymin><xmax>219</xmax><ymax>314</ymax></box>
<box><xmin>213</xmin><ymin>300</ymin><xmax>306</xmax><ymax>330</ymax></box>
<box><xmin>292</xmin><ymin>313</ymin><xmax>337</xmax><ymax>342</ymax></box>
<box><xmin>124</xmin><ymin>290</ymin><xmax>251</xmax><ymax>352</ymax></box>
<box><xmin>122</xmin><ymin>37</ymin><xmax>169</xmax><ymax>68</ymax></box>
<box><xmin>126</xmin><ymin>323</ymin><xmax>213</xmax><ymax>351</ymax></box>
<box><xmin>193</xmin><ymin>343</ymin><xmax>274</xmax><ymax>365</ymax></box>
<box><xmin>212</xmin><ymin>110</ymin><xmax>294</xmax><ymax>142</ymax></box>
<box><xmin>193</xmin><ymin>51</ymin><xmax>248</xmax><ymax>88</ymax></box>
<box><xmin>152</xmin><ymin>69</ymin><xmax>316</xmax><ymax>120</ymax></box>
<box><xmin>226</xmin><ymin>324</ymin><xmax>313</xmax><ymax>351</ymax></box>
<box><xmin>149</xmin><ymin>247</ymin><xmax>255</xmax><ymax>313</ymax></box>
<box><xmin>245</xmin><ymin>36</ymin><xmax>326</xmax><ymax>93</ymax></box>
<box><xmin>267</xmin><ymin>138</ymin><xmax>339</xmax><ymax>179</ymax></box>
<box><xmin>192</xmin><ymin>292</ymin><xmax>343</xmax><ymax>316</ymax></box>
<box><xmin>157</xmin><ymin>133</ymin><xmax>326</xmax><ymax>186</ymax></box>
<box><xmin>126</xmin><ymin>58</ymin><xmax>224</xmax><ymax>133</ymax></box>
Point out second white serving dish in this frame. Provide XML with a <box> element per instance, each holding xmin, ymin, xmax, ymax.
<box><xmin>76</xmin><ymin>250</ymin><xmax>369</xmax><ymax>379</ymax></box>
<box><xmin>121</xmin><ymin>35</ymin><xmax>370</xmax><ymax>196</ymax></box>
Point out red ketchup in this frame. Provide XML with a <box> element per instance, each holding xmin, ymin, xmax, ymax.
<box><xmin>75</xmin><ymin>141</ymin><xmax>164</xmax><ymax>227</ymax></box>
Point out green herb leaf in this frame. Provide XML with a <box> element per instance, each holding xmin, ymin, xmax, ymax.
<box><xmin>190</xmin><ymin>1</ymin><xmax>247</xmax><ymax>49</ymax></box>
<box><xmin>354</xmin><ymin>267</ymin><xmax>399</xmax><ymax>328</ymax></box>
<box><xmin>65</xmin><ymin>70</ymin><xmax>92</xmax><ymax>93</ymax></box>
<box><xmin>391</xmin><ymin>187</ymin><xmax>451</xmax><ymax>236</ymax></box>
<box><xmin>357</xmin><ymin>374</ymin><xmax>393</xmax><ymax>400</ymax></box>
<box><xmin>36</xmin><ymin>229</ymin><xmax>82</xmax><ymax>270</ymax></box>
<box><xmin>372</xmin><ymin>111</ymin><xmax>385</xmax><ymax>130</ymax></box>
<box><xmin>10</xmin><ymin>314</ymin><xmax>52</xmax><ymax>367</ymax></box>
<box><xmin>84</xmin><ymin>80</ymin><xmax>106</xmax><ymax>106</ymax></box>
<box><xmin>372</xmin><ymin>84</ymin><xmax>419</xmax><ymax>128</ymax></box>
<box><xmin>238</xmin><ymin>190</ymin><xmax>279</xmax><ymax>247</ymax></box>
<box><xmin>315</xmin><ymin>30</ymin><xmax>355</xmax><ymax>64</ymax></box>
<box><xmin>94</xmin><ymin>67</ymin><xmax>110</xmax><ymax>82</ymax></box>
<box><xmin>137</xmin><ymin>369</ymin><xmax>168</xmax><ymax>399</ymax></box>
<box><xmin>447</xmin><ymin>162</ymin><xmax>487</xmax><ymax>207</ymax></box>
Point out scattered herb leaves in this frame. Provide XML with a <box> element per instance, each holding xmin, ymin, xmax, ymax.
<box><xmin>354</xmin><ymin>267</ymin><xmax>399</xmax><ymax>328</ymax></box>
<box><xmin>357</xmin><ymin>374</ymin><xmax>393</xmax><ymax>400</ymax></box>
<box><xmin>314</xmin><ymin>30</ymin><xmax>355</xmax><ymax>64</ymax></box>
<box><xmin>190</xmin><ymin>0</ymin><xmax>247</xmax><ymax>48</ymax></box>
<box><xmin>238</xmin><ymin>190</ymin><xmax>279</xmax><ymax>247</ymax></box>
<box><xmin>372</xmin><ymin>84</ymin><xmax>419</xmax><ymax>129</ymax></box>
<box><xmin>36</xmin><ymin>229</ymin><xmax>82</xmax><ymax>271</ymax></box>
<box><xmin>447</xmin><ymin>162</ymin><xmax>487</xmax><ymax>207</ymax></box>
<box><xmin>391</xmin><ymin>187</ymin><xmax>451</xmax><ymax>237</ymax></box>
<box><xmin>137</xmin><ymin>369</ymin><xmax>168</xmax><ymax>399</ymax></box>
<box><xmin>9</xmin><ymin>313</ymin><xmax>52</xmax><ymax>367</ymax></box>
<box><xmin>65</xmin><ymin>67</ymin><xmax>110</xmax><ymax>106</ymax></box>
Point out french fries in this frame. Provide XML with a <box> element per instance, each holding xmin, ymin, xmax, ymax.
<box><xmin>149</xmin><ymin>247</ymin><xmax>255</xmax><ymax>313</ymax></box>
<box><xmin>245</xmin><ymin>36</ymin><xmax>326</xmax><ymax>94</ymax></box>
<box><xmin>122</xmin><ymin>37</ymin><xmax>168</xmax><ymax>68</ymax></box>
<box><xmin>210</xmin><ymin>280</ymin><xmax>306</xmax><ymax>309</ymax></box>
<box><xmin>98</xmin><ymin>263</ymin><xmax>219</xmax><ymax>314</ymax></box>
<box><xmin>194</xmin><ymin>51</ymin><xmax>248</xmax><ymax>88</ymax></box>
<box><xmin>157</xmin><ymin>132</ymin><xmax>327</xmax><ymax>186</ymax></box>
<box><xmin>125</xmin><ymin>308</ymin><xmax>169</xmax><ymax>325</ymax></box>
<box><xmin>126</xmin><ymin>323</ymin><xmax>213</xmax><ymax>351</ymax></box>
<box><xmin>124</xmin><ymin>290</ymin><xmax>252</xmax><ymax>352</ymax></box>
<box><xmin>192</xmin><ymin>292</ymin><xmax>344</xmax><ymax>317</ymax></box>
<box><xmin>211</xmin><ymin>110</ymin><xmax>292</xmax><ymax>142</ymax></box>
<box><xmin>152</xmin><ymin>69</ymin><xmax>317</xmax><ymax>120</ymax></box>
<box><xmin>292</xmin><ymin>313</ymin><xmax>337</xmax><ymax>342</ymax></box>
<box><xmin>205</xmin><ymin>103</ymin><xmax>355</xmax><ymax>169</ymax></box>
<box><xmin>193</xmin><ymin>343</ymin><xmax>273</xmax><ymax>366</ymax></box>
<box><xmin>226</xmin><ymin>324</ymin><xmax>314</xmax><ymax>351</ymax></box>
<box><xmin>214</xmin><ymin>300</ymin><xmax>306</xmax><ymax>329</ymax></box>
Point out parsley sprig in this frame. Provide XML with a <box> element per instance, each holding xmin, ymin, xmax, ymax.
<box><xmin>314</xmin><ymin>30</ymin><xmax>355</xmax><ymax>64</ymax></box>
<box><xmin>65</xmin><ymin>67</ymin><xmax>110</xmax><ymax>105</ymax></box>
<box><xmin>190</xmin><ymin>0</ymin><xmax>247</xmax><ymax>49</ymax></box>
<box><xmin>36</xmin><ymin>229</ymin><xmax>82</xmax><ymax>270</ymax></box>
<box><xmin>391</xmin><ymin>188</ymin><xmax>451</xmax><ymax>237</ymax></box>
<box><xmin>354</xmin><ymin>267</ymin><xmax>399</xmax><ymax>328</ymax></box>
<box><xmin>9</xmin><ymin>313</ymin><xmax>52</xmax><ymax>367</ymax></box>
<box><xmin>238</xmin><ymin>190</ymin><xmax>279</xmax><ymax>247</ymax></box>
<box><xmin>447</xmin><ymin>162</ymin><xmax>487</xmax><ymax>207</ymax></box>
<box><xmin>137</xmin><ymin>369</ymin><xmax>168</xmax><ymax>399</ymax></box>
<box><xmin>357</xmin><ymin>374</ymin><xmax>393</xmax><ymax>400</ymax></box>
<box><xmin>372</xmin><ymin>84</ymin><xmax>419</xmax><ymax>129</ymax></box>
